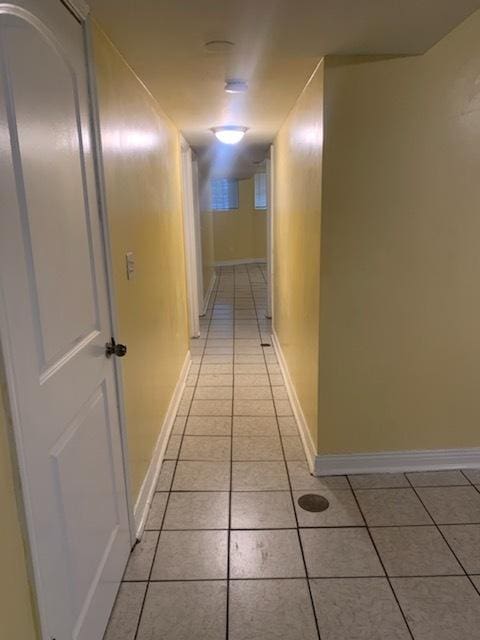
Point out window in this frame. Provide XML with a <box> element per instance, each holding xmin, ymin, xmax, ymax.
<box><xmin>254</xmin><ymin>173</ymin><xmax>268</xmax><ymax>210</ymax></box>
<box><xmin>211</xmin><ymin>178</ymin><xmax>239</xmax><ymax>211</ymax></box>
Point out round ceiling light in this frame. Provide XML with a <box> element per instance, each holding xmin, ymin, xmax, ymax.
<box><xmin>212</xmin><ymin>126</ymin><xmax>248</xmax><ymax>144</ymax></box>
<box><xmin>204</xmin><ymin>40</ymin><xmax>234</xmax><ymax>54</ymax></box>
<box><xmin>225</xmin><ymin>80</ymin><xmax>248</xmax><ymax>94</ymax></box>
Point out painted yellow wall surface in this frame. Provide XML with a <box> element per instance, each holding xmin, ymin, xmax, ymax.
<box><xmin>201</xmin><ymin>210</ymin><xmax>215</xmax><ymax>299</ymax></box>
<box><xmin>198</xmin><ymin>172</ymin><xmax>216</xmax><ymax>300</ymax></box>
<box><xmin>273</xmin><ymin>62</ymin><xmax>324</xmax><ymax>448</ymax></box>
<box><xmin>92</xmin><ymin>25</ymin><xmax>189</xmax><ymax>499</ymax></box>
<box><xmin>212</xmin><ymin>177</ymin><xmax>267</xmax><ymax>263</ymax></box>
<box><xmin>0</xmin><ymin>378</ymin><xmax>39</xmax><ymax>640</ymax></box>
<box><xmin>318</xmin><ymin>10</ymin><xmax>480</xmax><ymax>453</ymax></box>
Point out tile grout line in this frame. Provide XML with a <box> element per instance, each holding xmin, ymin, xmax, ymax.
<box><xmin>404</xmin><ymin>473</ymin><xmax>480</xmax><ymax>598</ymax></box>
<box><xmin>246</xmin><ymin>263</ymin><xmax>323</xmax><ymax>640</ymax></box>
<box><xmin>131</xmin><ymin>268</ymin><xmax>219</xmax><ymax>640</ymax></box>
<box><xmin>460</xmin><ymin>468</ymin><xmax>480</xmax><ymax>499</ymax></box>
<box><xmin>122</xmin><ymin>572</ymin><xmax>475</xmax><ymax>583</ymax></box>
<box><xmin>346</xmin><ymin>476</ymin><xmax>416</xmax><ymax>640</ymax></box>
<box><xmin>144</xmin><ymin>520</ymin><xmax>480</xmax><ymax>528</ymax></box>
<box><xmin>225</xmin><ymin>266</ymin><xmax>235</xmax><ymax>640</ymax></box>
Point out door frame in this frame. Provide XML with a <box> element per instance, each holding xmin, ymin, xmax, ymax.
<box><xmin>191</xmin><ymin>156</ymin><xmax>205</xmax><ymax>319</ymax></box>
<box><xmin>0</xmin><ymin>2</ymin><xmax>134</xmax><ymax>638</ymax></box>
<box><xmin>180</xmin><ymin>137</ymin><xmax>201</xmax><ymax>337</ymax></box>
<box><xmin>266</xmin><ymin>144</ymin><xmax>275</xmax><ymax>322</ymax></box>
<box><xmin>84</xmin><ymin>15</ymin><xmax>135</xmax><ymax>544</ymax></box>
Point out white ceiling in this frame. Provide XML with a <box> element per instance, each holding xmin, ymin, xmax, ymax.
<box><xmin>89</xmin><ymin>0</ymin><xmax>480</xmax><ymax>177</ymax></box>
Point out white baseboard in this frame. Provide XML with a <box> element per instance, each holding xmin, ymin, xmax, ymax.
<box><xmin>214</xmin><ymin>258</ymin><xmax>267</xmax><ymax>267</ymax></box>
<box><xmin>201</xmin><ymin>272</ymin><xmax>217</xmax><ymax>316</ymax></box>
<box><xmin>315</xmin><ymin>448</ymin><xmax>480</xmax><ymax>476</ymax></box>
<box><xmin>271</xmin><ymin>330</ymin><xmax>480</xmax><ymax>477</ymax></box>
<box><xmin>133</xmin><ymin>351</ymin><xmax>191</xmax><ymax>538</ymax></box>
<box><xmin>271</xmin><ymin>330</ymin><xmax>317</xmax><ymax>473</ymax></box>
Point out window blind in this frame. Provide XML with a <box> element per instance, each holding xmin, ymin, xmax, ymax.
<box><xmin>211</xmin><ymin>178</ymin><xmax>239</xmax><ymax>211</ymax></box>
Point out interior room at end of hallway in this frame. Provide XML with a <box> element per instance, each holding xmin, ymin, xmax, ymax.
<box><xmin>211</xmin><ymin>175</ymin><xmax>268</xmax><ymax>264</ymax></box>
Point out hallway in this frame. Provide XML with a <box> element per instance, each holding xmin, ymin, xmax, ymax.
<box><xmin>104</xmin><ymin>264</ymin><xmax>480</xmax><ymax>640</ymax></box>
<box><xmin>4</xmin><ymin>2</ymin><xmax>480</xmax><ymax>639</ymax></box>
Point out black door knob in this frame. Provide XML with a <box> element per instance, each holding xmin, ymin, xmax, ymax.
<box><xmin>105</xmin><ymin>338</ymin><xmax>127</xmax><ymax>358</ymax></box>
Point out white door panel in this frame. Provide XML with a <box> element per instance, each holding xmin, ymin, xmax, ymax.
<box><xmin>0</xmin><ymin>2</ymin><xmax>130</xmax><ymax>639</ymax></box>
<box><xmin>7</xmin><ymin>17</ymin><xmax>99</xmax><ymax>367</ymax></box>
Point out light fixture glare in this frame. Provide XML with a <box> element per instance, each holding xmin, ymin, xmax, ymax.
<box><xmin>212</xmin><ymin>126</ymin><xmax>247</xmax><ymax>144</ymax></box>
<box><xmin>225</xmin><ymin>80</ymin><xmax>248</xmax><ymax>94</ymax></box>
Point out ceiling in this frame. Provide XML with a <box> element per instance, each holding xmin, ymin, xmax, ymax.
<box><xmin>89</xmin><ymin>0</ymin><xmax>480</xmax><ymax>177</ymax></box>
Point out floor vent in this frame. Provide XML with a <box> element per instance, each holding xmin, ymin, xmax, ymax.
<box><xmin>297</xmin><ymin>494</ymin><xmax>330</xmax><ymax>512</ymax></box>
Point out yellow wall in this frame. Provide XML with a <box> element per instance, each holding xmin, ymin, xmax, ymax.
<box><xmin>198</xmin><ymin>172</ymin><xmax>216</xmax><ymax>300</ymax></box>
<box><xmin>212</xmin><ymin>177</ymin><xmax>267</xmax><ymax>263</ymax></box>
<box><xmin>273</xmin><ymin>62</ymin><xmax>324</xmax><ymax>448</ymax></box>
<box><xmin>201</xmin><ymin>210</ymin><xmax>215</xmax><ymax>299</ymax></box>
<box><xmin>0</xmin><ymin>372</ymin><xmax>39</xmax><ymax>640</ymax></box>
<box><xmin>93</xmin><ymin>25</ymin><xmax>189</xmax><ymax>498</ymax></box>
<box><xmin>318</xmin><ymin>10</ymin><xmax>480</xmax><ymax>453</ymax></box>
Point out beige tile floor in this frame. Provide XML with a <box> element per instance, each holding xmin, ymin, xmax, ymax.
<box><xmin>104</xmin><ymin>263</ymin><xmax>480</xmax><ymax>640</ymax></box>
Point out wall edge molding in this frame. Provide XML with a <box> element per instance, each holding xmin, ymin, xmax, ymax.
<box><xmin>315</xmin><ymin>447</ymin><xmax>480</xmax><ymax>476</ymax></box>
<box><xmin>201</xmin><ymin>272</ymin><xmax>217</xmax><ymax>316</ymax></box>
<box><xmin>133</xmin><ymin>351</ymin><xmax>191</xmax><ymax>538</ymax></box>
<box><xmin>64</xmin><ymin>0</ymin><xmax>90</xmax><ymax>19</ymax></box>
<box><xmin>214</xmin><ymin>258</ymin><xmax>267</xmax><ymax>267</ymax></box>
<box><xmin>271</xmin><ymin>330</ymin><xmax>317</xmax><ymax>472</ymax></box>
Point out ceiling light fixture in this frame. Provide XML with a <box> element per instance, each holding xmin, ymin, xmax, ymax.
<box><xmin>225</xmin><ymin>80</ymin><xmax>248</xmax><ymax>94</ymax></box>
<box><xmin>212</xmin><ymin>126</ymin><xmax>248</xmax><ymax>144</ymax></box>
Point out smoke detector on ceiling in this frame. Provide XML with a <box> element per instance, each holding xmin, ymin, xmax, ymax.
<box><xmin>204</xmin><ymin>40</ymin><xmax>234</xmax><ymax>54</ymax></box>
<box><xmin>225</xmin><ymin>80</ymin><xmax>248</xmax><ymax>94</ymax></box>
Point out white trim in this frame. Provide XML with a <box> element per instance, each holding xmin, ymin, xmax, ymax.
<box><xmin>272</xmin><ymin>325</ymin><xmax>480</xmax><ymax>477</ymax></box>
<box><xmin>315</xmin><ymin>448</ymin><xmax>480</xmax><ymax>476</ymax></box>
<box><xmin>192</xmin><ymin>158</ymin><xmax>204</xmax><ymax>312</ymax></box>
<box><xmin>84</xmin><ymin>18</ymin><xmax>136</xmax><ymax>545</ymax></box>
<box><xmin>271</xmin><ymin>330</ymin><xmax>316</xmax><ymax>472</ymax></box>
<box><xmin>63</xmin><ymin>0</ymin><xmax>90</xmax><ymax>20</ymax></box>
<box><xmin>202</xmin><ymin>272</ymin><xmax>217</xmax><ymax>315</ymax></box>
<box><xmin>180</xmin><ymin>140</ymin><xmax>201</xmax><ymax>338</ymax></box>
<box><xmin>214</xmin><ymin>258</ymin><xmax>267</xmax><ymax>267</ymax></box>
<box><xmin>266</xmin><ymin>145</ymin><xmax>274</xmax><ymax>320</ymax></box>
<box><xmin>133</xmin><ymin>351</ymin><xmax>191</xmax><ymax>538</ymax></box>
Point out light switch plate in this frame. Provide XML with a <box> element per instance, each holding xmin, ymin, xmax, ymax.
<box><xmin>125</xmin><ymin>252</ymin><xmax>135</xmax><ymax>280</ymax></box>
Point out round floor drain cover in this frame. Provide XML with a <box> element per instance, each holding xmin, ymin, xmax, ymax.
<box><xmin>298</xmin><ymin>494</ymin><xmax>330</xmax><ymax>512</ymax></box>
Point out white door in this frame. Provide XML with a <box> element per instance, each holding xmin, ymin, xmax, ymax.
<box><xmin>0</xmin><ymin>2</ymin><xmax>131</xmax><ymax>639</ymax></box>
